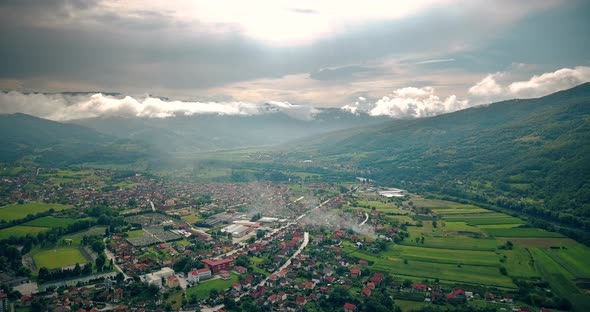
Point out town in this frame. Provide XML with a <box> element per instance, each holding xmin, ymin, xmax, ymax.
<box><xmin>0</xmin><ymin>166</ymin><xmax>582</xmax><ymax>312</ymax></box>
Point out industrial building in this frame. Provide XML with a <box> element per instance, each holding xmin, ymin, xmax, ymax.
<box><xmin>221</xmin><ymin>224</ymin><xmax>251</xmax><ymax>237</ymax></box>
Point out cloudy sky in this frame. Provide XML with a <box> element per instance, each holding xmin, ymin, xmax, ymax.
<box><xmin>1</xmin><ymin>0</ymin><xmax>589</xmax><ymax>119</ymax></box>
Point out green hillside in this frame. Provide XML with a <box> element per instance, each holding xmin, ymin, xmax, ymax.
<box><xmin>0</xmin><ymin>113</ymin><xmax>156</xmax><ymax>166</ymax></box>
<box><xmin>294</xmin><ymin>83</ymin><xmax>590</xmax><ymax>243</ymax></box>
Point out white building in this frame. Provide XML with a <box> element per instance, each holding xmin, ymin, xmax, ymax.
<box><xmin>187</xmin><ymin>268</ymin><xmax>212</xmax><ymax>284</ymax></box>
<box><xmin>141</xmin><ymin>267</ymin><xmax>175</xmax><ymax>288</ymax></box>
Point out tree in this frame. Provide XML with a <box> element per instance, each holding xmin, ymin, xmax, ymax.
<box><xmin>432</xmin><ymin>220</ymin><xmax>438</xmax><ymax>228</ymax></box>
<box><xmin>96</xmin><ymin>254</ymin><xmax>106</xmax><ymax>272</ymax></box>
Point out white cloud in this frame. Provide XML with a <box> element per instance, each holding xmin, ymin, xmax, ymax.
<box><xmin>343</xmin><ymin>87</ymin><xmax>470</xmax><ymax>118</ymax></box>
<box><xmin>468</xmin><ymin>73</ymin><xmax>504</xmax><ymax>96</ymax></box>
<box><xmin>469</xmin><ymin>66</ymin><xmax>590</xmax><ymax>100</ymax></box>
<box><xmin>508</xmin><ymin>66</ymin><xmax>590</xmax><ymax>97</ymax></box>
<box><xmin>0</xmin><ymin>92</ymin><xmax>319</xmax><ymax>121</ymax></box>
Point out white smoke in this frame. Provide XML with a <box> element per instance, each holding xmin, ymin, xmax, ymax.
<box><xmin>0</xmin><ymin>91</ymin><xmax>319</xmax><ymax>121</ymax></box>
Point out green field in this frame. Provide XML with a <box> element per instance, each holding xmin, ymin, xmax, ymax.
<box><xmin>500</xmin><ymin>247</ymin><xmax>540</xmax><ymax>278</ymax></box>
<box><xmin>345</xmin><ymin>245</ymin><xmax>515</xmax><ymax>288</ymax></box>
<box><xmin>126</xmin><ymin>229</ymin><xmax>145</xmax><ymax>238</ymax></box>
<box><xmin>40</xmin><ymin>169</ymin><xmax>102</xmax><ymax>185</ymax></box>
<box><xmin>543</xmin><ymin>244</ymin><xmax>590</xmax><ymax>278</ymax></box>
<box><xmin>401</xmin><ymin>234</ymin><xmax>498</xmax><ymax>251</ymax></box>
<box><xmin>185</xmin><ymin>274</ymin><xmax>239</xmax><ymax>300</ymax></box>
<box><xmin>33</xmin><ymin>247</ymin><xmax>89</xmax><ymax>270</ymax></box>
<box><xmin>24</xmin><ymin>216</ymin><xmax>81</xmax><ymax>228</ymax></box>
<box><xmin>444</xmin><ymin>216</ymin><xmax>524</xmax><ymax>225</ymax></box>
<box><xmin>0</xmin><ymin>225</ymin><xmax>50</xmax><ymax>239</ymax></box>
<box><xmin>64</xmin><ymin>226</ymin><xmax>107</xmax><ymax>245</ymax></box>
<box><xmin>530</xmin><ymin>248</ymin><xmax>590</xmax><ymax>311</ymax></box>
<box><xmin>483</xmin><ymin>227</ymin><xmax>564</xmax><ymax>238</ymax></box>
<box><xmin>0</xmin><ymin>202</ymin><xmax>74</xmax><ymax>221</ymax></box>
<box><xmin>392</xmin><ymin>245</ymin><xmax>499</xmax><ymax>267</ymax></box>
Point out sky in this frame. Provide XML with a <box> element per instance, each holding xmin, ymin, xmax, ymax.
<box><xmin>0</xmin><ymin>0</ymin><xmax>589</xmax><ymax>120</ymax></box>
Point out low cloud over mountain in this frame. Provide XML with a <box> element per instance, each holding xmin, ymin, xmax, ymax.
<box><xmin>0</xmin><ymin>92</ymin><xmax>319</xmax><ymax>121</ymax></box>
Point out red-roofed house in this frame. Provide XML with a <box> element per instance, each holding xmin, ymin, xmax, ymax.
<box><xmin>296</xmin><ymin>296</ymin><xmax>307</xmax><ymax>306</ymax></box>
<box><xmin>362</xmin><ymin>287</ymin><xmax>372</xmax><ymax>297</ymax></box>
<box><xmin>446</xmin><ymin>288</ymin><xmax>466</xmax><ymax>303</ymax></box>
<box><xmin>350</xmin><ymin>267</ymin><xmax>361</xmax><ymax>278</ymax></box>
<box><xmin>166</xmin><ymin>275</ymin><xmax>180</xmax><ymax>288</ymax></box>
<box><xmin>344</xmin><ymin>302</ymin><xmax>356</xmax><ymax>312</ymax></box>
<box><xmin>412</xmin><ymin>283</ymin><xmax>428</xmax><ymax>291</ymax></box>
<box><xmin>202</xmin><ymin>258</ymin><xmax>234</xmax><ymax>273</ymax></box>
<box><xmin>372</xmin><ymin>273</ymin><xmax>384</xmax><ymax>285</ymax></box>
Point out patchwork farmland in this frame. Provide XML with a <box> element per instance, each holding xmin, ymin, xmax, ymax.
<box><xmin>342</xmin><ymin>195</ymin><xmax>590</xmax><ymax>309</ymax></box>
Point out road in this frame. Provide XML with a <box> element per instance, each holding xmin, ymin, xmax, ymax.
<box><xmin>205</xmin><ymin>186</ymin><xmax>359</xmax><ymax>308</ymax></box>
<box><xmin>104</xmin><ymin>244</ymin><xmax>131</xmax><ymax>281</ymax></box>
<box><xmin>360</xmin><ymin>212</ymin><xmax>369</xmax><ymax>226</ymax></box>
<box><xmin>255</xmin><ymin>232</ymin><xmax>309</xmax><ymax>288</ymax></box>
<box><xmin>148</xmin><ymin>200</ymin><xmax>156</xmax><ymax>212</ymax></box>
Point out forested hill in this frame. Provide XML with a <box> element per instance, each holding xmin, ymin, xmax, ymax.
<box><xmin>295</xmin><ymin>83</ymin><xmax>590</xmax><ymax>243</ymax></box>
<box><xmin>0</xmin><ymin>113</ymin><xmax>155</xmax><ymax>166</ymax></box>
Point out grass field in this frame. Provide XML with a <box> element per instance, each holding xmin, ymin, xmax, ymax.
<box><xmin>500</xmin><ymin>247</ymin><xmax>540</xmax><ymax>278</ymax></box>
<box><xmin>530</xmin><ymin>248</ymin><xmax>590</xmax><ymax>311</ymax></box>
<box><xmin>185</xmin><ymin>274</ymin><xmax>239</xmax><ymax>300</ymax></box>
<box><xmin>40</xmin><ymin>169</ymin><xmax>102</xmax><ymax>185</ymax></box>
<box><xmin>392</xmin><ymin>245</ymin><xmax>499</xmax><ymax>267</ymax></box>
<box><xmin>0</xmin><ymin>202</ymin><xmax>73</xmax><ymax>221</ymax></box>
<box><xmin>0</xmin><ymin>225</ymin><xmax>50</xmax><ymax>239</ymax></box>
<box><xmin>345</xmin><ymin>245</ymin><xmax>515</xmax><ymax>288</ymax></box>
<box><xmin>23</xmin><ymin>216</ymin><xmax>81</xmax><ymax>228</ymax></box>
<box><xmin>400</xmin><ymin>235</ymin><xmax>498</xmax><ymax>251</ymax></box>
<box><xmin>33</xmin><ymin>247</ymin><xmax>89</xmax><ymax>270</ymax></box>
<box><xmin>542</xmin><ymin>244</ymin><xmax>590</xmax><ymax>279</ymax></box>
<box><xmin>64</xmin><ymin>226</ymin><xmax>107</xmax><ymax>245</ymax></box>
<box><xmin>126</xmin><ymin>229</ymin><xmax>145</xmax><ymax>238</ymax></box>
<box><xmin>444</xmin><ymin>216</ymin><xmax>524</xmax><ymax>225</ymax></box>
<box><xmin>483</xmin><ymin>227</ymin><xmax>564</xmax><ymax>238</ymax></box>
<box><xmin>181</xmin><ymin>213</ymin><xmax>201</xmax><ymax>224</ymax></box>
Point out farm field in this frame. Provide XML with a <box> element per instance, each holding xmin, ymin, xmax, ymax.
<box><xmin>365</xmin><ymin>195</ymin><xmax>590</xmax><ymax>304</ymax></box>
<box><xmin>24</xmin><ymin>216</ymin><xmax>82</xmax><ymax>228</ymax></box>
<box><xmin>33</xmin><ymin>247</ymin><xmax>89</xmax><ymax>270</ymax></box>
<box><xmin>40</xmin><ymin>169</ymin><xmax>104</xmax><ymax>185</ymax></box>
<box><xmin>483</xmin><ymin>227</ymin><xmax>564</xmax><ymax>238</ymax></box>
<box><xmin>0</xmin><ymin>202</ymin><xmax>73</xmax><ymax>221</ymax></box>
<box><xmin>391</xmin><ymin>245</ymin><xmax>499</xmax><ymax>266</ymax></box>
<box><xmin>0</xmin><ymin>225</ymin><xmax>50</xmax><ymax>239</ymax></box>
<box><xmin>400</xmin><ymin>236</ymin><xmax>498</xmax><ymax>251</ymax></box>
<box><xmin>444</xmin><ymin>216</ymin><xmax>524</xmax><ymax>225</ymax></box>
<box><xmin>542</xmin><ymin>244</ymin><xmax>590</xmax><ymax>278</ymax></box>
<box><xmin>344</xmin><ymin>246</ymin><xmax>515</xmax><ymax>288</ymax></box>
<box><xmin>530</xmin><ymin>248</ymin><xmax>590</xmax><ymax>311</ymax></box>
<box><xmin>185</xmin><ymin>274</ymin><xmax>239</xmax><ymax>300</ymax></box>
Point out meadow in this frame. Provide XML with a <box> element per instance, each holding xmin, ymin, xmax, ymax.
<box><xmin>24</xmin><ymin>216</ymin><xmax>82</xmax><ymax>228</ymax></box>
<box><xmin>185</xmin><ymin>274</ymin><xmax>239</xmax><ymax>300</ymax></box>
<box><xmin>0</xmin><ymin>225</ymin><xmax>50</xmax><ymax>239</ymax></box>
<box><xmin>483</xmin><ymin>227</ymin><xmax>564</xmax><ymax>238</ymax></box>
<box><xmin>0</xmin><ymin>202</ymin><xmax>73</xmax><ymax>221</ymax></box>
<box><xmin>33</xmin><ymin>248</ymin><xmax>89</xmax><ymax>270</ymax></box>
<box><xmin>64</xmin><ymin>226</ymin><xmax>107</xmax><ymax>245</ymax></box>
